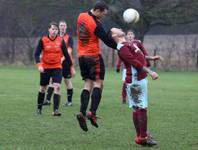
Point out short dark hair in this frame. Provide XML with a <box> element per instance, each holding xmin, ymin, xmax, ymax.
<box><xmin>93</xmin><ymin>1</ymin><xmax>108</xmax><ymax>11</ymax></box>
<box><xmin>126</xmin><ymin>29</ymin><xmax>135</xmax><ymax>34</ymax></box>
<box><xmin>48</xmin><ymin>21</ymin><xmax>58</xmax><ymax>29</ymax></box>
<box><xmin>59</xmin><ymin>20</ymin><xmax>67</xmax><ymax>25</ymax></box>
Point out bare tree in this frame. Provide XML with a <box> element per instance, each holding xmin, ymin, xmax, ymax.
<box><xmin>104</xmin><ymin>0</ymin><xmax>198</xmax><ymax>41</ymax></box>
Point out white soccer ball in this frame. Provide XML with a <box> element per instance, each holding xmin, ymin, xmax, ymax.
<box><xmin>123</xmin><ymin>8</ymin><xmax>140</xmax><ymax>23</ymax></box>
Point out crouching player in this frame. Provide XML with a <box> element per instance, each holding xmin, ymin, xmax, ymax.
<box><xmin>109</xmin><ymin>28</ymin><xmax>158</xmax><ymax>146</ymax></box>
<box><xmin>34</xmin><ymin>21</ymin><xmax>73</xmax><ymax>116</ymax></box>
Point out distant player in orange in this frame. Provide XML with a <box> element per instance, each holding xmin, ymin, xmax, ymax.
<box><xmin>76</xmin><ymin>1</ymin><xmax>120</xmax><ymax>132</ymax></box>
<box><xmin>34</xmin><ymin>21</ymin><xmax>73</xmax><ymax>116</ymax></box>
<box><xmin>43</xmin><ymin>20</ymin><xmax>75</xmax><ymax>107</ymax></box>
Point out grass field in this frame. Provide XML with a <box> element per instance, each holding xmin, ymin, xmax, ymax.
<box><xmin>0</xmin><ymin>67</ymin><xmax>198</xmax><ymax>150</ymax></box>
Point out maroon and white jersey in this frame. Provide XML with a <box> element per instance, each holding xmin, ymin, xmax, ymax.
<box><xmin>118</xmin><ymin>41</ymin><xmax>147</xmax><ymax>83</ymax></box>
<box><xmin>132</xmin><ymin>39</ymin><xmax>150</xmax><ymax>67</ymax></box>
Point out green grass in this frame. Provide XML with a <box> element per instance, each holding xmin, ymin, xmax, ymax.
<box><xmin>0</xmin><ymin>67</ymin><xmax>198</xmax><ymax>150</ymax></box>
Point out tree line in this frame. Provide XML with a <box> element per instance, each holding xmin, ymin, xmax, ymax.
<box><xmin>0</xmin><ymin>0</ymin><xmax>198</xmax><ymax>69</ymax></box>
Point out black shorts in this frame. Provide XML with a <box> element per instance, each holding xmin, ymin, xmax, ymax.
<box><xmin>62</xmin><ymin>60</ymin><xmax>71</xmax><ymax>79</ymax></box>
<box><xmin>40</xmin><ymin>68</ymin><xmax>62</xmax><ymax>86</ymax></box>
<box><xmin>79</xmin><ymin>55</ymin><xmax>105</xmax><ymax>81</ymax></box>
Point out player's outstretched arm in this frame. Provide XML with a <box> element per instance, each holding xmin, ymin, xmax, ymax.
<box><xmin>142</xmin><ymin>67</ymin><xmax>158</xmax><ymax>80</ymax></box>
<box><xmin>146</xmin><ymin>55</ymin><xmax>163</xmax><ymax>61</ymax></box>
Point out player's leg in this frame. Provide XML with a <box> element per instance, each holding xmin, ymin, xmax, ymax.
<box><xmin>132</xmin><ymin>78</ymin><xmax>157</xmax><ymax>146</ymax></box>
<box><xmin>76</xmin><ymin>79</ymin><xmax>92</xmax><ymax>132</ymax></box>
<box><xmin>87</xmin><ymin>79</ymin><xmax>102</xmax><ymax>128</ymax></box>
<box><xmin>87</xmin><ymin>55</ymin><xmax>105</xmax><ymax>128</ymax></box>
<box><xmin>63</xmin><ymin>79</ymin><xmax>73</xmax><ymax>106</ymax></box>
<box><xmin>121</xmin><ymin>69</ymin><xmax>127</xmax><ymax>103</ymax></box>
<box><xmin>126</xmin><ymin>83</ymin><xmax>140</xmax><ymax>137</ymax></box>
<box><xmin>76</xmin><ymin>56</ymin><xmax>94</xmax><ymax>131</ymax></box>
<box><xmin>51</xmin><ymin>69</ymin><xmax>62</xmax><ymax>116</ymax></box>
<box><xmin>62</xmin><ymin>60</ymin><xmax>73</xmax><ymax>106</ymax></box>
<box><xmin>43</xmin><ymin>78</ymin><xmax>54</xmax><ymax>105</ymax></box>
<box><xmin>36</xmin><ymin>69</ymin><xmax>50</xmax><ymax>114</ymax></box>
<box><xmin>121</xmin><ymin>81</ymin><xmax>127</xmax><ymax>103</ymax></box>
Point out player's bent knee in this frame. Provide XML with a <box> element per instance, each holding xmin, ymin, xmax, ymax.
<box><xmin>39</xmin><ymin>86</ymin><xmax>47</xmax><ymax>92</ymax></box>
<box><xmin>53</xmin><ymin>83</ymin><xmax>61</xmax><ymax>93</ymax></box>
<box><xmin>93</xmin><ymin>79</ymin><xmax>103</xmax><ymax>88</ymax></box>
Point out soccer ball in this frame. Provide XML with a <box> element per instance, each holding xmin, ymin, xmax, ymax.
<box><xmin>123</xmin><ymin>8</ymin><xmax>140</xmax><ymax>23</ymax></box>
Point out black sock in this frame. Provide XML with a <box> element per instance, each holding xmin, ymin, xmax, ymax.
<box><xmin>46</xmin><ymin>87</ymin><xmax>54</xmax><ymax>102</ymax></box>
<box><xmin>67</xmin><ymin>89</ymin><xmax>73</xmax><ymax>103</ymax></box>
<box><xmin>37</xmin><ymin>92</ymin><xmax>45</xmax><ymax>110</ymax></box>
<box><xmin>90</xmin><ymin>87</ymin><xmax>102</xmax><ymax>115</ymax></box>
<box><xmin>80</xmin><ymin>89</ymin><xmax>90</xmax><ymax>116</ymax></box>
<box><xmin>53</xmin><ymin>94</ymin><xmax>60</xmax><ymax>111</ymax></box>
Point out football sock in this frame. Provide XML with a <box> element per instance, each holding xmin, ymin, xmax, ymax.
<box><xmin>53</xmin><ymin>94</ymin><xmax>60</xmax><ymax>111</ymax></box>
<box><xmin>132</xmin><ymin>110</ymin><xmax>140</xmax><ymax>137</ymax></box>
<box><xmin>67</xmin><ymin>89</ymin><xmax>73</xmax><ymax>103</ymax></box>
<box><xmin>122</xmin><ymin>82</ymin><xmax>127</xmax><ymax>102</ymax></box>
<box><xmin>37</xmin><ymin>92</ymin><xmax>45</xmax><ymax>110</ymax></box>
<box><xmin>46</xmin><ymin>87</ymin><xmax>54</xmax><ymax>102</ymax></box>
<box><xmin>80</xmin><ymin>89</ymin><xmax>90</xmax><ymax>116</ymax></box>
<box><xmin>90</xmin><ymin>87</ymin><xmax>102</xmax><ymax>115</ymax></box>
<box><xmin>137</xmin><ymin>109</ymin><xmax>147</xmax><ymax>138</ymax></box>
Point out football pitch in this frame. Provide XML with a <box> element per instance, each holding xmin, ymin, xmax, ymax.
<box><xmin>0</xmin><ymin>67</ymin><xmax>198</xmax><ymax>150</ymax></box>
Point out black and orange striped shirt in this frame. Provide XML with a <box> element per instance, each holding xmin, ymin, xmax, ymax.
<box><xmin>34</xmin><ymin>35</ymin><xmax>72</xmax><ymax>69</ymax></box>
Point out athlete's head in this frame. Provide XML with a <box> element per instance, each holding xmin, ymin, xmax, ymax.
<box><xmin>48</xmin><ymin>21</ymin><xmax>58</xmax><ymax>38</ymax></box>
<box><xmin>59</xmin><ymin>20</ymin><xmax>67</xmax><ymax>35</ymax></box>
<box><xmin>126</xmin><ymin>30</ymin><xmax>135</xmax><ymax>42</ymax></box>
<box><xmin>108</xmin><ymin>28</ymin><xmax>126</xmax><ymax>43</ymax></box>
<box><xmin>92</xmin><ymin>1</ymin><xmax>108</xmax><ymax>19</ymax></box>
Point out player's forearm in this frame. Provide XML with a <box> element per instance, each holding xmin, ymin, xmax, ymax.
<box><xmin>143</xmin><ymin>67</ymin><xmax>158</xmax><ymax>80</ymax></box>
<box><xmin>145</xmin><ymin>55</ymin><xmax>155</xmax><ymax>60</ymax></box>
<box><xmin>61</xmin><ymin>41</ymin><xmax>72</xmax><ymax>67</ymax></box>
<box><xmin>146</xmin><ymin>55</ymin><xmax>163</xmax><ymax>61</ymax></box>
<box><xmin>34</xmin><ymin>51</ymin><xmax>41</xmax><ymax>63</ymax></box>
<box><xmin>34</xmin><ymin>40</ymin><xmax>43</xmax><ymax>63</ymax></box>
<box><xmin>116</xmin><ymin>57</ymin><xmax>122</xmax><ymax>69</ymax></box>
<box><xmin>67</xmin><ymin>47</ymin><xmax>75</xmax><ymax>66</ymax></box>
<box><xmin>94</xmin><ymin>25</ymin><xmax>117</xmax><ymax>49</ymax></box>
<box><xmin>142</xmin><ymin>66</ymin><xmax>153</xmax><ymax>74</ymax></box>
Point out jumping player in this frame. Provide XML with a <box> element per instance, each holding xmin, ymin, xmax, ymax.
<box><xmin>76</xmin><ymin>1</ymin><xmax>120</xmax><ymax>132</ymax></box>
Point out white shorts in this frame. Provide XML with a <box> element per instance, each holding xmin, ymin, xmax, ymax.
<box><xmin>126</xmin><ymin>67</ymin><xmax>148</xmax><ymax>109</ymax></box>
<box><xmin>122</xmin><ymin>68</ymin><xmax>126</xmax><ymax>81</ymax></box>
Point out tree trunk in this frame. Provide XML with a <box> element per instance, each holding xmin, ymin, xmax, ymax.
<box><xmin>112</xmin><ymin>50</ymin><xmax>115</xmax><ymax>68</ymax></box>
<box><xmin>10</xmin><ymin>38</ymin><xmax>16</xmax><ymax>64</ymax></box>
